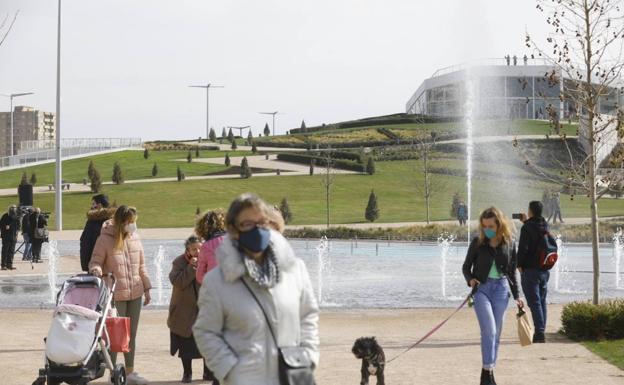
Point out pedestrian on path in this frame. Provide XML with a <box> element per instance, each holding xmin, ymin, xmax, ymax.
<box><xmin>79</xmin><ymin>194</ymin><xmax>115</xmax><ymax>271</ymax></box>
<box><xmin>193</xmin><ymin>193</ymin><xmax>319</xmax><ymax>385</ymax></box>
<box><xmin>518</xmin><ymin>201</ymin><xmax>550</xmax><ymax>343</ymax></box>
<box><xmin>462</xmin><ymin>207</ymin><xmax>524</xmax><ymax>385</ymax></box>
<box><xmin>168</xmin><ymin>235</ymin><xmax>218</xmax><ymax>384</ymax></box>
<box><xmin>28</xmin><ymin>208</ymin><xmax>48</xmax><ymax>263</ymax></box>
<box><xmin>547</xmin><ymin>192</ymin><xmax>564</xmax><ymax>224</ymax></box>
<box><xmin>195</xmin><ymin>210</ymin><xmax>227</xmax><ymax>284</ymax></box>
<box><xmin>0</xmin><ymin>205</ymin><xmax>19</xmax><ymax>270</ymax></box>
<box><xmin>21</xmin><ymin>209</ymin><xmax>32</xmax><ymax>261</ymax></box>
<box><xmin>89</xmin><ymin>205</ymin><xmax>152</xmax><ymax>385</ymax></box>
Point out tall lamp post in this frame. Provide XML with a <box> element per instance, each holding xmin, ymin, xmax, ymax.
<box><xmin>189</xmin><ymin>83</ymin><xmax>224</xmax><ymax>140</ymax></box>
<box><xmin>1</xmin><ymin>92</ymin><xmax>34</xmax><ymax>157</ymax></box>
<box><xmin>259</xmin><ymin>111</ymin><xmax>280</xmax><ymax>136</ymax></box>
<box><xmin>55</xmin><ymin>0</ymin><xmax>62</xmax><ymax>231</ymax></box>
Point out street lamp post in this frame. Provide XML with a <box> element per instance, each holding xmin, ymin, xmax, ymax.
<box><xmin>55</xmin><ymin>0</ymin><xmax>62</xmax><ymax>231</ymax></box>
<box><xmin>189</xmin><ymin>83</ymin><xmax>224</xmax><ymax>139</ymax></box>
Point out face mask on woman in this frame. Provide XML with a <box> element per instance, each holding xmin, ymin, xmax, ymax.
<box><xmin>484</xmin><ymin>228</ymin><xmax>497</xmax><ymax>239</ymax></box>
<box><xmin>238</xmin><ymin>226</ymin><xmax>271</xmax><ymax>253</ymax></box>
<box><xmin>125</xmin><ymin>222</ymin><xmax>137</xmax><ymax>235</ymax></box>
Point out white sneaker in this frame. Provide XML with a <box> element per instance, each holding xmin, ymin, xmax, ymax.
<box><xmin>126</xmin><ymin>372</ymin><xmax>149</xmax><ymax>385</ymax></box>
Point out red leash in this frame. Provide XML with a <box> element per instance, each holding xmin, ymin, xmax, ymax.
<box><xmin>385</xmin><ymin>290</ymin><xmax>475</xmax><ymax>364</ymax></box>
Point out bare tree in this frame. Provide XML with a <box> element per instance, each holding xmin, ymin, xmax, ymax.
<box><xmin>0</xmin><ymin>11</ymin><xmax>19</xmax><ymax>47</ymax></box>
<box><xmin>523</xmin><ymin>0</ymin><xmax>624</xmax><ymax>304</ymax></box>
<box><xmin>413</xmin><ymin>132</ymin><xmax>444</xmax><ymax>224</ymax></box>
<box><xmin>320</xmin><ymin>148</ymin><xmax>335</xmax><ymax>228</ymax></box>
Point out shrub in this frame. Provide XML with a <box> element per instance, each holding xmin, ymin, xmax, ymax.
<box><xmin>251</xmin><ymin>142</ymin><xmax>258</xmax><ymax>153</ymax></box>
<box><xmin>20</xmin><ymin>172</ymin><xmax>29</xmax><ymax>185</ymax></box>
<box><xmin>366</xmin><ymin>157</ymin><xmax>376</xmax><ymax>175</ymax></box>
<box><xmin>112</xmin><ymin>162</ymin><xmax>124</xmax><ymax>184</ymax></box>
<box><xmin>240</xmin><ymin>157</ymin><xmax>252</xmax><ymax>178</ymax></box>
<box><xmin>29</xmin><ymin>173</ymin><xmax>37</xmax><ymax>185</ymax></box>
<box><xmin>209</xmin><ymin>128</ymin><xmax>216</xmax><ymax>142</ymax></box>
<box><xmin>177</xmin><ymin>166</ymin><xmax>184</xmax><ymax>182</ymax></box>
<box><xmin>88</xmin><ymin>160</ymin><xmax>96</xmax><ymax>180</ymax></box>
<box><xmin>227</xmin><ymin>128</ymin><xmax>234</xmax><ymax>143</ymax></box>
<box><xmin>264</xmin><ymin>123</ymin><xmax>271</xmax><ymax>136</ymax></box>
<box><xmin>276</xmin><ymin>152</ymin><xmax>366</xmax><ymax>172</ymax></box>
<box><xmin>90</xmin><ymin>168</ymin><xmax>102</xmax><ymax>193</ymax></box>
<box><xmin>195</xmin><ymin>147</ymin><xmax>200</xmax><ymax>158</ymax></box>
<box><xmin>309</xmin><ymin>159</ymin><xmax>315</xmax><ymax>175</ymax></box>
<box><xmin>143</xmin><ymin>148</ymin><xmax>149</xmax><ymax>159</ymax></box>
<box><xmin>152</xmin><ymin>163</ymin><xmax>158</xmax><ymax>177</ymax></box>
<box><xmin>225</xmin><ymin>153</ymin><xmax>231</xmax><ymax>167</ymax></box>
<box><xmin>561</xmin><ymin>300</ymin><xmax>624</xmax><ymax>340</ymax></box>
<box><xmin>279</xmin><ymin>198</ymin><xmax>292</xmax><ymax>224</ymax></box>
<box><xmin>187</xmin><ymin>151</ymin><xmax>192</xmax><ymax>163</ymax></box>
<box><xmin>365</xmin><ymin>190</ymin><xmax>379</xmax><ymax>222</ymax></box>
<box><xmin>231</xmin><ymin>141</ymin><xmax>238</xmax><ymax>150</ymax></box>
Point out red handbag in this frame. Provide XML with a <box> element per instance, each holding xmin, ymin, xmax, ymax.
<box><xmin>105</xmin><ymin>317</ymin><xmax>131</xmax><ymax>353</ymax></box>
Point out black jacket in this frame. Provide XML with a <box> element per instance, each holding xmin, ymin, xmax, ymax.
<box><xmin>28</xmin><ymin>212</ymin><xmax>48</xmax><ymax>239</ymax></box>
<box><xmin>462</xmin><ymin>237</ymin><xmax>520</xmax><ymax>299</ymax></box>
<box><xmin>517</xmin><ymin>216</ymin><xmax>548</xmax><ymax>269</ymax></box>
<box><xmin>0</xmin><ymin>213</ymin><xmax>19</xmax><ymax>241</ymax></box>
<box><xmin>79</xmin><ymin>207</ymin><xmax>116</xmax><ymax>272</ymax></box>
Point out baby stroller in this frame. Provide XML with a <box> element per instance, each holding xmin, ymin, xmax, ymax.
<box><xmin>33</xmin><ymin>273</ymin><xmax>127</xmax><ymax>385</ymax></box>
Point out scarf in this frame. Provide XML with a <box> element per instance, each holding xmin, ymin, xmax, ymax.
<box><xmin>243</xmin><ymin>247</ymin><xmax>280</xmax><ymax>288</ymax></box>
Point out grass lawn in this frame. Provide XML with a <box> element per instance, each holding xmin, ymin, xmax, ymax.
<box><xmin>0</xmin><ymin>150</ymin><xmax>251</xmax><ymax>189</ymax></box>
<box><xmin>1</xmin><ymin>159</ymin><xmax>622</xmax><ymax>230</ymax></box>
<box><xmin>583</xmin><ymin>340</ymin><xmax>624</xmax><ymax>370</ymax></box>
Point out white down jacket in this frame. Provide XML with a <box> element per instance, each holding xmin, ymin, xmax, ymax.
<box><xmin>193</xmin><ymin>230</ymin><xmax>319</xmax><ymax>385</ymax></box>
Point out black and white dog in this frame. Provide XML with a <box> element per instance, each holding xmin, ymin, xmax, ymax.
<box><xmin>352</xmin><ymin>337</ymin><xmax>385</xmax><ymax>385</ymax></box>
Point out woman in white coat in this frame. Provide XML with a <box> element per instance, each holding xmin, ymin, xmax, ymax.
<box><xmin>193</xmin><ymin>193</ymin><xmax>319</xmax><ymax>385</ymax></box>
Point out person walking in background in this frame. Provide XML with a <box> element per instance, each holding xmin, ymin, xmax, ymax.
<box><xmin>29</xmin><ymin>208</ymin><xmax>48</xmax><ymax>263</ymax></box>
<box><xmin>80</xmin><ymin>194</ymin><xmax>115</xmax><ymax>271</ymax></box>
<box><xmin>21</xmin><ymin>208</ymin><xmax>32</xmax><ymax>261</ymax></box>
<box><xmin>193</xmin><ymin>193</ymin><xmax>319</xmax><ymax>385</ymax></box>
<box><xmin>195</xmin><ymin>210</ymin><xmax>227</xmax><ymax>284</ymax></box>
<box><xmin>550</xmin><ymin>192</ymin><xmax>564</xmax><ymax>223</ymax></box>
<box><xmin>168</xmin><ymin>236</ymin><xmax>219</xmax><ymax>384</ymax></box>
<box><xmin>1</xmin><ymin>205</ymin><xmax>20</xmax><ymax>270</ymax></box>
<box><xmin>457</xmin><ymin>202</ymin><xmax>468</xmax><ymax>226</ymax></box>
<box><xmin>462</xmin><ymin>207</ymin><xmax>523</xmax><ymax>385</ymax></box>
<box><xmin>518</xmin><ymin>201</ymin><xmax>550</xmax><ymax>343</ymax></box>
<box><xmin>89</xmin><ymin>205</ymin><xmax>151</xmax><ymax>385</ymax></box>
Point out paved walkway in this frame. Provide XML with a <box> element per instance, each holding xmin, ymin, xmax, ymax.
<box><xmin>0</xmin><ymin>305</ymin><xmax>621</xmax><ymax>385</ymax></box>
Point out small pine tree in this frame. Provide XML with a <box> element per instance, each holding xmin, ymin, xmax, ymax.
<box><xmin>279</xmin><ymin>197</ymin><xmax>293</xmax><ymax>224</ymax></box>
<box><xmin>187</xmin><ymin>151</ymin><xmax>192</xmax><ymax>163</ymax></box>
<box><xmin>177</xmin><ymin>166</ymin><xmax>183</xmax><ymax>182</ymax></box>
<box><xmin>263</xmin><ymin>123</ymin><xmax>271</xmax><ymax>136</ymax></box>
<box><xmin>209</xmin><ymin>128</ymin><xmax>216</xmax><ymax>142</ymax></box>
<box><xmin>366</xmin><ymin>157</ymin><xmax>376</xmax><ymax>175</ymax></box>
<box><xmin>251</xmin><ymin>142</ymin><xmax>257</xmax><ymax>154</ymax></box>
<box><xmin>240</xmin><ymin>157</ymin><xmax>252</xmax><ymax>179</ymax></box>
<box><xmin>247</xmin><ymin>130</ymin><xmax>253</xmax><ymax>142</ymax></box>
<box><xmin>309</xmin><ymin>159</ymin><xmax>315</xmax><ymax>176</ymax></box>
<box><xmin>195</xmin><ymin>147</ymin><xmax>200</xmax><ymax>158</ymax></box>
<box><xmin>112</xmin><ymin>162</ymin><xmax>124</xmax><ymax>184</ymax></box>
<box><xmin>221</xmin><ymin>127</ymin><xmax>227</xmax><ymax>139</ymax></box>
<box><xmin>301</xmin><ymin>119</ymin><xmax>307</xmax><ymax>133</ymax></box>
<box><xmin>196</xmin><ymin>207</ymin><xmax>201</xmax><ymax>216</ymax></box>
<box><xmin>152</xmin><ymin>163</ymin><xmax>159</xmax><ymax>177</ymax></box>
<box><xmin>227</xmin><ymin>128</ymin><xmax>234</xmax><ymax>143</ymax></box>
<box><xmin>20</xmin><ymin>172</ymin><xmax>29</xmax><ymax>185</ymax></box>
<box><xmin>143</xmin><ymin>148</ymin><xmax>149</xmax><ymax>159</ymax></box>
<box><xmin>90</xmin><ymin>168</ymin><xmax>102</xmax><ymax>193</ymax></box>
<box><xmin>225</xmin><ymin>153</ymin><xmax>231</xmax><ymax>167</ymax></box>
<box><xmin>29</xmin><ymin>173</ymin><xmax>37</xmax><ymax>186</ymax></box>
<box><xmin>365</xmin><ymin>190</ymin><xmax>380</xmax><ymax>222</ymax></box>
<box><xmin>231</xmin><ymin>140</ymin><xmax>238</xmax><ymax>150</ymax></box>
<box><xmin>88</xmin><ymin>160</ymin><xmax>96</xmax><ymax>180</ymax></box>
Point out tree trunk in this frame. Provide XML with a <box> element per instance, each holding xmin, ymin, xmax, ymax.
<box><xmin>588</xmin><ymin>114</ymin><xmax>601</xmax><ymax>304</ymax></box>
<box><xmin>424</xmin><ymin>149</ymin><xmax>430</xmax><ymax>224</ymax></box>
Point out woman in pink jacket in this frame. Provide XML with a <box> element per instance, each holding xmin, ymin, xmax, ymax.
<box><xmin>195</xmin><ymin>210</ymin><xmax>227</xmax><ymax>284</ymax></box>
<box><xmin>89</xmin><ymin>205</ymin><xmax>151</xmax><ymax>385</ymax></box>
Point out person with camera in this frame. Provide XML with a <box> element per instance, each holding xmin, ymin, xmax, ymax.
<box><xmin>29</xmin><ymin>208</ymin><xmax>49</xmax><ymax>263</ymax></box>
<box><xmin>518</xmin><ymin>201</ymin><xmax>550</xmax><ymax>343</ymax></box>
<box><xmin>1</xmin><ymin>205</ymin><xmax>20</xmax><ymax>270</ymax></box>
<box><xmin>21</xmin><ymin>209</ymin><xmax>33</xmax><ymax>261</ymax></box>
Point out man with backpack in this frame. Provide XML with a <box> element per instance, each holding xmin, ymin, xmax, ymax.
<box><xmin>518</xmin><ymin>201</ymin><xmax>557</xmax><ymax>343</ymax></box>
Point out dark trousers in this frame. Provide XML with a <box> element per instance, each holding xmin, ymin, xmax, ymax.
<box><xmin>31</xmin><ymin>239</ymin><xmax>44</xmax><ymax>262</ymax></box>
<box><xmin>521</xmin><ymin>269</ymin><xmax>550</xmax><ymax>333</ymax></box>
<box><xmin>181</xmin><ymin>358</ymin><xmax>218</xmax><ymax>383</ymax></box>
<box><xmin>1</xmin><ymin>238</ymin><xmax>16</xmax><ymax>268</ymax></box>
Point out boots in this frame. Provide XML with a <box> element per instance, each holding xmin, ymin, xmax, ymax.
<box><xmin>533</xmin><ymin>331</ymin><xmax>546</xmax><ymax>343</ymax></box>
<box><xmin>480</xmin><ymin>369</ymin><xmax>496</xmax><ymax>385</ymax></box>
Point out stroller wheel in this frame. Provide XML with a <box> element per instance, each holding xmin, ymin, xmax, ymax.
<box><xmin>46</xmin><ymin>377</ymin><xmax>62</xmax><ymax>385</ymax></box>
<box><xmin>112</xmin><ymin>364</ymin><xmax>126</xmax><ymax>385</ymax></box>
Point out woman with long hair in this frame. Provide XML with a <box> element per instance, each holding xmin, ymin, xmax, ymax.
<box><xmin>193</xmin><ymin>193</ymin><xmax>319</xmax><ymax>385</ymax></box>
<box><xmin>462</xmin><ymin>207</ymin><xmax>524</xmax><ymax>385</ymax></box>
<box><xmin>89</xmin><ymin>205</ymin><xmax>151</xmax><ymax>385</ymax></box>
<box><xmin>195</xmin><ymin>209</ymin><xmax>227</xmax><ymax>284</ymax></box>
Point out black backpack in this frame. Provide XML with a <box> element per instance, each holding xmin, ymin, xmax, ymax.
<box><xmin>537</xmin><ymin>230</ymin><xmax>558</xmax><ymax>270</ymax></box>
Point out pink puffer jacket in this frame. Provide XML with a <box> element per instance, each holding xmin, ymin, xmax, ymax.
<box><xmin>89</xmin><ymin>220</ymin><xmax>152</xmax><ymax>301</ymax></box>
<box><xmin>196</xmin><ymin>235</ymin><xmax>225</xmax><ymax>284</ymax></box>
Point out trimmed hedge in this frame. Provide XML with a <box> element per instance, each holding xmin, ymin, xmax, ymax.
<box><xmin>561</xmin><ymin>300</ymin><xmax>624</xmax><ymax>340</ymax></box>
<box><xmin>289</xmin><ymin>113</ymin><xmax>459</xmax><ymax>134</ymax></box>
<box><xmin>284</xmin><ymin>224</ymin><xmax>468</xmax><ymax>242</ymax></box>
<box><xmin>276</xmin><ymin>152</ymin><xmax>366</xmax><ymax>172</ymax></box>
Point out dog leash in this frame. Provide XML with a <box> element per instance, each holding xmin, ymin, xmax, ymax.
<box><xmin>385</xmin><ymin>287</ymin><xmax>477</xmax><ymax>364</ymax></box>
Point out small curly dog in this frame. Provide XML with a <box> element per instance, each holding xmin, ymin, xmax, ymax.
<box><xmin>351</xmin><ymin>336</ymin><xmax>386</xmax><ymax>385</ymax></box>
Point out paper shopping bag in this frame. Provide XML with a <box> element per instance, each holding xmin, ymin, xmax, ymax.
<box><xmin>516</xmin><ymin>307</ymin><xmax>533</xmax><ymax>347</ymax></box>
<box><xmin>105</xmin><ymin>317</ymin><xmax>131</xmax><ymax>353</ymax></box>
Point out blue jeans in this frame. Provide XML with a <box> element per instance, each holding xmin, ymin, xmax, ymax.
<box><xmin>473</xmin><ymin>278</ymin><xmax>509</xmax><ymax>369</ymax></box>
<box><xmin>520</xmin><ymin>269</ymin><xmax>549</xmax><ymax>334</ymax></box>
<box><xmin>22</xmin><ymin>233</ymin><xmax>32</xmax><ymax>260</ymax></box>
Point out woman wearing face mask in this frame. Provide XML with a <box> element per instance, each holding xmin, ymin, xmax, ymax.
<box><xmin>462</xmin><ymin>207</ymin><xmax>524</xmax><ymax>385</ymax></box>
<box><xmin>193</xmin><ymin>193</ymin><xmax>319</xmax><ymax>385</ymax></box>
<box><xmin>89</xmin><ymin>205</ymin><xmax>151</xmax><ymax>385</ymax></box>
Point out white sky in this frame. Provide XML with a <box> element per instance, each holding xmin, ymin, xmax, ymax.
<box><xmin>0</xmin><ymin>0</ymin><xmax>549</xmax><ymax>140</ymax></box>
